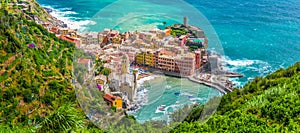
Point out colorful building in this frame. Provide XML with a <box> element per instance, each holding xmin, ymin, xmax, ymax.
<box><xmin>58</xmin><ymin>35</ymin><xmax>80</xmax><ymax>48</ymax></box>
<box><xmin>58</xmin><ymin>28</ymin><xmax>69</xmax><ymax>35</ymax></box>
<box><xmin>157</xmin><ymin>55</ymin><xmax>176</xmax><ymax>72</ymax></box>
<box><xmin>103</xmin><ymin>93</ymin><xmax>123</xmax><ymax>109</ymax></box>
<box><xmin>135</xmin><ymin>49</ymin><xmax>156</xmax><ymax>67</ymax></box>
<box><xmin>156</xmin><ymin>49</ymin><xmax>177</xmax><ymax>72</ymax></box>
<box><xmin>179</xmin><ymin>35</ymin><xmax>187</xmax><ymax>46</ymax></box>
<box><xmin>186</xmin><ymin>38</ymin><xmax>205</xmax><ymax>47</ymax></box>
<box><xmin>135</xmin><ymin>52</ymin><xmax>145</xmax><ymax>65</ymax></box>
<box><xmin>164</xmin><ymin>29</ymin><xmax>171</xmax><ymax>36</ymax></box>
<box><xmin>194</xmin><ymin>49</ymin><xmax>202</xmax><ymax>69</ymax></box>
<box><xmin>175</xmin><ymin>53</ymin><xmax>195</xmax><ymax>76</ymax></box>
<box><xmin>144</xmin><ymin>51</ymin><xmax>156</xmax><ymax>67</ymax></box>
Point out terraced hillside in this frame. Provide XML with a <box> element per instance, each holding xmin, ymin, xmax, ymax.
<box><xmin>0</xmin><ymin>8</ymin><xmax>77</xmax><ymax>126</ymax></box>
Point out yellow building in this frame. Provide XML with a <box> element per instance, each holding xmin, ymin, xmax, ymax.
<box><xmin>103</xmin><ymin>94</ymin><xmax>123</xmax><ymax>109</ymax></box>
<box><xmin>145</xmin><ymin>51</ymin><xmax>155</xmax><ymax>67</ymax></box>
<box><xmin>136</xmin><ymin>50</ymin><xmax>155</xmax><ymax>67</ymax></box>
<box><xmin>135</xmin><ymin>52</ymin><xmax>145</xmax><ymax>65</ymax></box>
<box><xmin>113</xmin><ymin>97</ymin><xmax>123</xmax><ymax>109</ymax></box>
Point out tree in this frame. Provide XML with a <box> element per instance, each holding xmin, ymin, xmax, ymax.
<box><xmin>101</xmin><ymin>68</ymin><xmax>111</xmax><ymax>76</ymax></box>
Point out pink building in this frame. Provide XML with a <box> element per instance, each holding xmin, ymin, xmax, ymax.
<box><xmin>126</xmin><ymin>52</ymin><xmax>136</xmax><ymax>64</ymax></box>
<box><xmin>175</xmin><ymin>54</ymin><xmax>195</xmax><ymax>76</ymax></box>
<box><xmin>179</xmin><ymin>35</ymin><xmax>187</xmax><ymax>46</ymax></box>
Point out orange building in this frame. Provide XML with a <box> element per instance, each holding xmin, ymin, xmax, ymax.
<box><xmin>103</xmin><ymin>94</ymin><xmax>123</xmax><ymax>109</ymax></box>
<box><xmin>156</xmin><ymin>49</ymin><xmax>177</xmax><ymax>71</ymax></box>
<box><xmin>164</xmin><ymin>29</ymin><xmax>171</xmax><ymax>36</ymax></box>
<box><xmin>50</xmin><ymin>27</ymin><xmax>59</xmax><ymax>34</ymax></box>
<box><xmin>58</xmin><ymin>35</ymin><xmax>80</xmax><ymax>48</ymax></box>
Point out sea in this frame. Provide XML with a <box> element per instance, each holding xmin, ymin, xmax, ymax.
<box><xmin>37</xmin><ymin>0</ymin><xmax>300</xmax><ymax>123</ymax></box>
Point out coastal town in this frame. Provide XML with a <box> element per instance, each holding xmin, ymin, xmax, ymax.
<box><xmin>36</xmin><ymin>10</ymin><xmax>242</xmax><ymax>112</ymax></box>
<box><xmin>3</xmin><ymin>0</ymin><xmax>242</xmax><ymax>116</ymax></box>
<box><xmin>71</xmin><ymin>17</ymin><xmax>242</xmax><ymax>112</ymax></box>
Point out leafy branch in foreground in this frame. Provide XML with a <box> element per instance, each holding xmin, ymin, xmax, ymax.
<box><xmin>36</xmin><ymin>102</ymin><xmax>84</xmax><ymax>133</ymax></box>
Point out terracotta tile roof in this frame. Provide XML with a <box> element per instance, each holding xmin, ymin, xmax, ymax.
<box><xmin>103</xmin><ymin>94</ymin><xmax>116</xmax><ymax>102</ymax></box>
<box><xmin>59</xmin><ymin>35</ymin><xmax>79</xmax><ymax>42</ymax></box>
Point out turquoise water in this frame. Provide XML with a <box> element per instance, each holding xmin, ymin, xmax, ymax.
<box><xmin>37</xmin><ymin>0</ymin><xmax>300</xmax><ymax>122</ymax></box>
<box><xmin>133</xmin><ymin>76</ymin><xmax>221</xmax><ymax>123</ymax></box>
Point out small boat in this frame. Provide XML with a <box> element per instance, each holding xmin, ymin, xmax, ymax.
<box><xmin>165</xmin><ymin>85</ymin><xmax>171</xmax><ymax>89</ymax></box>
<box><xmin>188</xmin><ymin>95</ymin><xmax>194</xmax><ymax>99</ymax></box>
<box><xmin>248</xmin><ymin>77</ymin><xmax>254</xmax><ymax>81</ymax></box>
<box><xmin>158</xmin><ymin>107</ymin><xmax>165</xmax><ymax>111</ymax></box>
<box><xmin>174</xmin><ymin>92</ymin><xmax>180</xmax><ymax>95</ymax></box>
<box><xmin>155</xmin><ymin>105</ymin><xmax>166</xmax><ymax>113</ymax></box>
<box><xmin>189</xmin><ymin>98</ymin><xmax>197</xmax><ymax>101</ymax></box>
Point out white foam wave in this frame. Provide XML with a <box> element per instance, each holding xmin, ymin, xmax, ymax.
<box><xmin>223</xmin><ymin>56</ymin><xmax>271</xmax><ymax>71</ymax></box>
<box><xmin>59</xmin><ymin>7</ymin><xmax>73</xmax><ymax>11</ymax></box>
<box><xmin>41</xmin><ymin>5</ymin><xmax>96</xmax><ymax>31</ymax></box>
<box><xmin>226</xmin><ymin>59</ymin><xmax>255</xmax><ymax>67</ymax></box>
<box><xmin>137</xmin><ymin>74</ymin><xmax>160</xmax><ymax>85</ymax></box>
<box><xmin>223</xmin><ymin>56</ymin><xmax>274</xmax><ymax>86</ymax></box>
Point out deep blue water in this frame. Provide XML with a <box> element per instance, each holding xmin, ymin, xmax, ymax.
<box><xmin>37</xmin><ymin>0</ymin><xmax>300</xmax><ymax>122</ymax></box>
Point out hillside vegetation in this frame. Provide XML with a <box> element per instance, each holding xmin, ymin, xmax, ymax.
<box><xmin>0</xmin><ymin>7</ymin><xmax>84</xmax><ymax>130</ymax></box>
<box><xmin>172</xmin><ymin>62</ymin><xmax>300</xmax><ymax>132</ymax></box>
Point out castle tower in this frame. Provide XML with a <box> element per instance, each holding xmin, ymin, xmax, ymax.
<box><xmin>183</xmin><ymin>16</ymin><xmax>188</xmax><ymax>27</ymax></box>
<box><xmin>121</xmin><ymin>54</ymin><xmax>130</xmax><ymax>75</ymax></box>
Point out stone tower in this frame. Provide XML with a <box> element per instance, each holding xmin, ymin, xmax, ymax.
<box><xmin>121</xmin><ymin>54</ymin><xmax>130</xmax><ymax>75</ymax></box>
<box><xmin>183</xmin><ymin>16</ymin><xmax>188</xmax><ymax>27</ymax></box>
